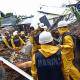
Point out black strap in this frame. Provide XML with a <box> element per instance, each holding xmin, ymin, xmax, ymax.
<box><xmin>61</xmin><ymin>32</ymin><xmax>71</xmax><ymax>45</ymax></box>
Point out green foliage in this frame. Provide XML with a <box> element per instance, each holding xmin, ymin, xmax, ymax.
<box><xmin>0</xmin><ymin>17</ymin><xmax>3</xmax><ymax>26</ymax></box>
<box><xmin>70</xmin><ymin>6</ymin><xmax>80</xmax><ymax>21</ymax></box>
<box><xmin>76</xmin><ymin>0</ymin><xmax>80</xmax><ymax>2</ymax></box>
<box><xmin>6</xmin><ymin>13</ymin><xmax>13</xmax><ymax>17</ymax></box>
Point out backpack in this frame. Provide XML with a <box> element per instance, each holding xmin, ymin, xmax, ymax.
<box><xmin>35</xmin><ymin>50</ymin><xmax>64</xmax><ymax>80</ymax></box>
<box><xmin>62</xmin><ymin>32</ymin><xmax>80</xmax><ymax>70</ymax></box>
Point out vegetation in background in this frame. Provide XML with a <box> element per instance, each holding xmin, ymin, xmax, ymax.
<box><xmin>68</xmin><ymin>1</ymin><xmax>80</xmax><ymax>21</ymax></box>
<box><xmin>0</xmin><ymin>17</ymin><xmax>3</xmax><ymax>26</ymax></box>
<box><xmin>70</xmin><ymin>6</ymin><xmax>80</xmax><ymax>21</ymax></box>
<box><xmin>5</xmin><ymin>13</ymin><xmax>13</xmax><ymax>18</ymax></box>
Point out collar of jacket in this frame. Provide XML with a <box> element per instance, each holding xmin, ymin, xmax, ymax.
<box><xmin>39</xmin><ymin>45</ymin><xmax>59</xmax><ymax>58</ymax></box>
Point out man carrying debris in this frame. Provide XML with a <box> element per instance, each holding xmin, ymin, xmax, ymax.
<box><xmin>11</xmin><ymin>31</ymin><xmax>25</xmax><ymax>51</ymax></box>
<box><xmin>2</xmin><ymin>31</ymin><xmax>12</xmax><ymax>49</ymax></box>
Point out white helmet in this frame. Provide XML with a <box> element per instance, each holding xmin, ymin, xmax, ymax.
<box><xmin>43</xmin><ymin>26</ymin><xmax>48</xmax><ymax>30</ymax></box>
<box><xmin>39</xmin><ymin>23</ymin><xmax>44</xmax><ymax>27</ymax></box>
<box><xmin>30</xmin><ymin>24</ymin><xmax>34</xmax><ymax>27</ymax></box>
<box><xmin>39</xmin><ymin>31</ymin><xmax>53</xmax><ymax>44</ymax></box>
<box><xmin>13</xmin><ymin>31</ymin><xmax>18</xmax><ymax>36</ymax></box>
<box><xmin>39</xmin><ymin>23</ymin><xmax>47</xmax><ymax>30</ymax></box>
<box><xmin>30</xmin><ymin>24</ymin><xmax>38</xmax><ymax>30</ymax></box>
<box><xmin>58</xmin><ymin>21</ymin><xmax>68</xmax><ymax>28</ymax></box>
<box><xmin>15</xmin><ymin>31</ymin><xmax>18</xmax><ymax>33</ymax></box>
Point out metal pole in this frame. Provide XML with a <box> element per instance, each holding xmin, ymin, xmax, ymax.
<box><xmin>0</xmin><ymin>57</ymin><xmax>33</xmax><ymax>80</ymax></box>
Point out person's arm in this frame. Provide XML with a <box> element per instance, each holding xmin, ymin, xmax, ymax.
<box><xmin>16</xmin><ymin>61</ymin><xmax>32</xmax><ymax>68</ymax></box>
<box><xmin>60</xmin><ymin>35</ymin><xmax>74</xmax><ymax>49</ymax></box>
<box><xmin>31</xmin><ymin>54</ymin><xmax>38</xmax><ymax>80</ymax></box>
<box><xmin>19</xmin><ymin>37</ymin><xmax>26</xmax><ymax>45</ymax></box>
<box><xmin>11</xmin><ymin>36</ymin><xmax>16</xmax><ymax>49</ymax></box>
<box><xmin>3</xmin><ymin>38</ymin><xmax>12</xmax><ymax>49</ymax></box>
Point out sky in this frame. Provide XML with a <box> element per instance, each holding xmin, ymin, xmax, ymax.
<box><xmin>0</xmin><ymin>0</ymin><xmax>77</xmax><ymax>15</ymax></box>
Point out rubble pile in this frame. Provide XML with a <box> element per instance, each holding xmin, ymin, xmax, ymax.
<box><xmin>0</xmin><ymin>41</ymin><xmax>32</xmax><ymax>80</ymax></box>
<box><xmin>70</xmin><ymin>21</ymin><xmax>80</xmax><ymax>38</ymax></box>
<box><xmin>1</xmin><ymin>27</ymin><xmax>15</xmax><ymax>34</ymax></box>
<box><xmin>0</xmin><ymin>48</ymin><xmax>31</xmax><ymax>80</ymax></box>
<box><xmin>0</xmin><ymin>27</ymin><xmax>32</xmax><ymax>64</ymax></box>
<box><xmin>0</xmin><ymin>44</ymin><xmax>32</xmax><ymax>64</ymax></box>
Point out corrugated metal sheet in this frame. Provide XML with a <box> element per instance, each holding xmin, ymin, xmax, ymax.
<box><xmin>1</xmin><ymin>16</ymin><xmax>17</xmax><ymax>27</ymax></box>
<box><xmin>18</xmin><ymin>18</ymin><xmax>33</xmax><ymax>25</ymax></box>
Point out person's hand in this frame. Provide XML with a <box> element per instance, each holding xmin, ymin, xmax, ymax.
<box><xmin>57</xmin><ymin>44</ymin><xmax>61</xmax><ymax>48</ymax></box>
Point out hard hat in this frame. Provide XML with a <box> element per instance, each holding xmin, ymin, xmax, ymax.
<box><xmin>13</xmin><ymin>31</ymin><xmax>18</xmax><ymax>36</ymax></box>
<box><xmin>20</xmin><ymin>31</ymin><xmax>25</xmax><ymax>35</ymax></box>
<box><xmin>34</xmin><ymin>25</ymin><xmax>39</xmax><ymax>30</ymax></box>
<box><xmin>43</xmin><ymin>26</ymin><xmax>48</xmax><ymax>30</ymax></box>
<box><xmin>30</xmin><ymin>24</ymin><xmax>38</xmax><ymax>30</ymax></box>
<box><xmin>58</xmin><ymin>21</ymin><xmax>68</xmax><ymax>28</ymax></box>
<box><xmin>39</xmin><ymin>31</ymin><xmax>53</xmax><ymax>44</ymax></box>
<box><xmin>30</xmin><ymin>24</ymin><xmax>34</xmax><ymax>28</ymax></box>
<box><xmin>39</xmin><ymin>23</ymin><xmax>44</xmax><ymax>27</ymax></box>
<box><xmin>15</xmin><ymin>31</ymin><xmax>18</xmax><ymax>33</ymax></box>
<box><xmin>4</xmin><ymin>31</ymin><xmax>9</xmax><ymax>35</ymax></box>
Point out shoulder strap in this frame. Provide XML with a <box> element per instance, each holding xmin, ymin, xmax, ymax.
<box><xmin>61</xmin><ymin>32</ymin><xmax>71</xmax><ymax>45</ymax></box>
<box><xmin>63</xmin><ymin>32</ymin><xmax>71</xmax><ymax>37</ymax></box>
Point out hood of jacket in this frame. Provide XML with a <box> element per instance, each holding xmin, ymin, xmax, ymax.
<box><xmin>58</xmin><ymin>27</ymin><xmax>70</xmax><ymax>35</ymax></box>
<box><xmin>39</xmin><ymin>45</ymin><xmax>59</xmax><ymax>58</ymax></box>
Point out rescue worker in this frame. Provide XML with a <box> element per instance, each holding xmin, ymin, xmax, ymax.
<box><xmin>19</xmin><ymin>31</ymin><xmax>27</xmax><ymax>43</ymax></box>
<box><xmin>11</xmin><ymin>31</ymin><xmax>25</xmax><ymax>51</ymax></box>
<box><xmin>29</xmin><ymin>25</ymin><xmax>35</xmax><ymax>44</ymax></box>
<box><xmin>2</xmin><ymin>31</ymin><xmax>12</xmax><ymax>49</ymax></box>
<box><xmin>29</xmin><ymin>24</ymin><xmax>40</xmax><ymax>55</ymax></box>
<box><xmin>31</xmin><ymin>31</ymin><xmax>64</xmax><ymax>80</ymax></box>
<box><xmin>57</xmin><ymin>21</ymin><xmax>80</xmax><ymax>80</ymax></box>
<box><xmin>28</xmin><ymin>24</ymin><xmax>41</xmax><ymax>80</ymax></box>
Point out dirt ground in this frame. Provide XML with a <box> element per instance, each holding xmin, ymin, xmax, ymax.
<box><xmin>0</xmin><ymin>45</ymin><xmax>32</xmax><ymax>80</ymax></box>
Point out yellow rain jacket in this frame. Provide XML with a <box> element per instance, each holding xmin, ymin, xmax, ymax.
<box><xmin>20</xmin><ymin>32</ymin><xmax>28</xmax><ymax>44</ymax></box>
<box><xmin>29</xmin><ymin>30</ymin><xmax>41</xmax><ymax>55</ymax></box>
<box><xmin>11</xmin><ymin>36</ymin><xmax>25</xmax><ymax>51</ymax></box>
<box><xmin>29</xmin><ymin>36</ymin><xmax>34</xmax><ymax>44</ymax></box>
<box><xmin>3</xmin><ymin>36</ymin><xmax>12</xmax><ymax>49</ymax></box>
<box><xmin>29</xmin><ymin>36</ymin><xmax>40</xmax><ymax>55</ymax></box>
<box><xmin>58</xmin><ymin>27</ymin><xmax>80</xmax><ymax>80</ymax></box>
<box><xmin>20</xmin><ymin>36</ymin><xmax>26</xmax><ymax>43</ymax></box>
<box><xmin>31</xmin><ymin>45</ymin><xmax>60</xmax><ymax>79</ymax></box>
<box><xmin>30</xmin><ymin>34</ymin><xmax>40</xmax><ymax>80</ymax></box>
